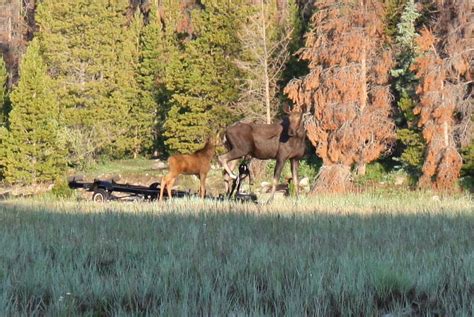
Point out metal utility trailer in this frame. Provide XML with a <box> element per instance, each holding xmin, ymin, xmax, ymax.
<box><xmin>68</xmin><ymin>162</ymin><xmax>257</xmax><ymax>203</ymax></box>
<box><xmin>225</xmin><ymin>161</ymin><xmax>257</xmax><ymax>203</ymax></box>
<box><xmin>68</xmin><ymin>179</ymin><xmax>189</xmax><ymax>202</ymax></box>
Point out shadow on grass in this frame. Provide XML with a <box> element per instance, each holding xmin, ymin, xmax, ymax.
<box><xmin>1</xmin><ymin>201</ymin><xmax>473</xmax><ymax>316</ymax></box>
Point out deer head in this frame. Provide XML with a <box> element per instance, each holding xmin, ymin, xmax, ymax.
<box><xmin>283</xmin><ymin>104</ymin><xmax>305</xmax><ymax>137</ymax></box>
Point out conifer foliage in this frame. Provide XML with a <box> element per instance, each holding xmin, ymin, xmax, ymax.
<box><xmin>36</xmin><ymin>0</ymin><xmax>142</xmax><ymax>160</ymax></box>
<box><xmin>0</xmin><ymin>58</ymin><xmax>8</xmax><ymax>179</ymax></box>
<box><xmin>0</xmin><ymin>57</ymin><xmax>8</xmax><ymax>125</ymax></box>
<box><xmin>163</xmin><ymin>0</ymin><xmax>242</xmax><ymax>153</ymax></box>
<box><xmin>285</xmin><ymin>0</ymin><xmax>395</xmax><ymax>192</ymax></box>
<box><xmin>411</xmin><ymin>0</ymin><xmax>472</xmax><ymax>190</ymax></box>
<box><xmin>391</xmin><ymin>0</ymin><xmax>424</xmax><ymax>172</ymax></box>
<box><xmin>1</xmin><ymin>39</ymin><xmax>66</xmax><ymax>184</ymax></box>
<box><xmin>136</xmin><ymin>2</ymin><xmax>179</xmax><ymax>157</ymax></box>
<box><xmin>0</xmin><ymin>0</ymin><xmax>472</xmax><ymax>189</ymax></box>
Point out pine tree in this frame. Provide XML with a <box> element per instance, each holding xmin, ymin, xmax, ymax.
<box><xmin>384</xmin><ymin>0</ymin><xmax>406</xmax><ymax>38</ymax></box>
<box><xmin>2</xmin><ymin>39</ymin><xmax>66</xmax><ymax>184</ymax></box>
<box><xmin>131</xmin><ymin>10</ymin><xmax>159</xmax><ymax>158</ymax></box>
<box><xmin>35</xmin><ymin>0</ymin><xmax>142</xmax><ymax>162</ymax></box>
<box><xmin>236</xmin><ymin>0</ymin><xmax>299</xmax><ymax>123</ymax></box>
<box><xmin>391</xmin><ymin>0</ymin><xmax>424</xmax><ymax>173</ymax></box>
<box><xmin>285</xmin><ymin>0</ymin><xmax>395</xmax><ymax>192</ymax></box>
<box><xmin>0</xmin><ymin>57</ymin><xmax>10</xmax><ymax>180</ymax></box>
<box><xmin>0</xmin><ymin>57</ymin><xmax>8</xmax><ymax>126</ymax></box>
<box><xmin>411</xmin><ymin>0</ymin><xmax>472</xmax><ymax>190</ymax></box>
<box><xmin>136</xmin><ymin>2</ymin><xmax>177</xmax><ymax>157</ymax></box>
<box><xmin>163</xmin><ymin>0</ymin><xmax>242</xmax><ymax>153</ymax></box>
<box><xmin>113</xmin><ymin>17</ymin><xmax>144</xmax><ymax>158</ymax></box>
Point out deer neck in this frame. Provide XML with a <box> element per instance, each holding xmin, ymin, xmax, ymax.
<box><xmin>200</xmin><ymin>142</ymin><xmax>215</xmax><ymax>159</ymax></box>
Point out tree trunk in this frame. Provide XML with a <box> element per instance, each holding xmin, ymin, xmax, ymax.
<box><xmin>359</xmin><ymin>43</ymin><xmax>367</xmax><ymax>113</ymax></box>
<box><xmin>261</xmin><ymin>0</ymin><xmax>271</xmax><ymax>124</ymax></box>
<box><xmin>356</xmin><ymin>162</ymin><xmax>366</xmax><ymax>176</ymax></box>
<box><xmin>311</xmin><ymin>164</ymin><xmax>352</xmax><ymax>193</ymax></box>
<box><xmin>356</xmin><ymin>37</ymin><xmax>367</xmax><ymax>175</ymax></box>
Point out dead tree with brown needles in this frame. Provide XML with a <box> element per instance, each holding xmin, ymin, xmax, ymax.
<box><xmin>285</xmin><ymin>0</ymin><xmax>395</xmax><ymax>193</ymax></box>
<box><xmin>411</xmin><ymin>0</ymin><xmax>472</xmax><ymax>191</ymax></box>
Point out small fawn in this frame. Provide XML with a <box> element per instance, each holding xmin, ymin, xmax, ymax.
<box><xmin>159</xmin><ymin>136</ymin><xmax>217</xmax><ymax>201</ymax></box>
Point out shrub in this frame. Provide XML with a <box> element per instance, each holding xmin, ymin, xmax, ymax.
<box><xmin>51</xmin><ymin>178</ymin><xmax>75</xmax><ymax>199</ymax></box>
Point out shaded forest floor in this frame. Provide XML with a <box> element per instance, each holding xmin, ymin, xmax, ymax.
<box><xmin>1</xmin><ymin>158</ymin><xmax>472</xmax><ymax>200</ymax></box>
<box><xmin>69</xmin><ymin>158</ymin><xmax>474</xmax><ymax>198</ymax></box>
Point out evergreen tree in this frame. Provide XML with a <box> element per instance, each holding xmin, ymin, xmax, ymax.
<box><xmin>0</xmin><ymin>57</ymin><xmax>10</xmax><ymax>180</ymax></box>
<box><xmin>130</xmin><ymin>13</ymin><xmax>157</xmax><ymax>158</ymax></box>
<box><xmin>0</xmin><ymin>126</ymin><xmax>7</xmax><ymax>180</ymax></box>
<box><xmin>411</xmin><ymin>0</ymin><xmax>471</xmax><ymax>190</ymax></box>
<box><xmin>2</xmin><ymin>39</ymin><xmax>66</xmax><ymax>184</ymax></box>
<box><xmin>0</xmin><ymin>57</ymin><xmax>8</xmax><ymax>126</ymax></box>
<box><xmin>391</xmin><ymin>0</ymin><xmax>424</xmax><ymax>173</ymax></box>
<box><xmin>285</xmin><ymin>0</ymin><xmax>395</xmax><ymax>192</ymax></box>
<box><xmin>36</xmin><ymin>0</ymin><xmax>142</xmax><ymax>162</ymax></box>
<box><xmin>280</xmin><ymin>0</ymin><xmax>307</xmax><ymax>92</ymax></box>
<box><xmin>163</xmin><ymin>0</ymin><xmax>242</xmax><ymax>153</ymax></box>
<box><xmin>115</xmin><ymin>17</ymin><xmax>145</xmax><ymax>158</ymax></box>
<box><xmin>136</xmin><ymin>2</ymin><xmax>177</xmax><ymax>157</ymax></box>
<box><xmin>384</xmin><ymin>0</ymin><xmax>406</xmax><ymax>38</ymax></box>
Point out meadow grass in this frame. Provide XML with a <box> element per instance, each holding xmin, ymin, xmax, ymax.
<box><xmin>84</xmin><ymin>159</ymin><xmax>158</xmax><ymax>177</ymax></box>
<box><xmin>0</xmin><ymin>193</ymin><xmax>473</xmax><ymax>316</ymax></box>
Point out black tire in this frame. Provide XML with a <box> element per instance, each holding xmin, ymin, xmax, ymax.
<box><xmin>92</xmin><ymin>189</ymin><xmax>109</xmax><ymax>202</ymax></box>
<box><xmin>149</xmin><ymin>182</ymin><xmax>160</xmax><ymax>189</ymax></box>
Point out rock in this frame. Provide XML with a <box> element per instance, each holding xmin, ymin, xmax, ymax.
<box><xmin>260</xmin><ymin>181</ymin><xmax>271</xmax><ymax>188</ymax></box>
<box><xmin>152</xmin><ymin>160</ymin><xmax>167</xmax><ymax>170</ymax></box>
<box><xmin>259</xmin><ymin>182</ymin><xmax>271</xmax><ymax>194</ymax></box>
<box><xmin>394</xmin><ymin>175</ymin><xmax>406</xmax><ymax>185</ymax></box>
<box><xmin>299</xmin><ymin>177</ymin><xmax>310</xmax><ymax>187</ymax></box>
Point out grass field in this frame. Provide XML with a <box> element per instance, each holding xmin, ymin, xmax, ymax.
<box><xmin>0</xmin><ymin>193</ymin><xmax>473</xmax><ymax>316</ymax></box>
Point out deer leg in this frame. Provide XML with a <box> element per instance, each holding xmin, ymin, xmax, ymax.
<box><xmin>159</xmin><ymin>175</ymin><xmax>168</xmax><ymax>201</ymax></box>
<box><xmin>199</xmin><ymin>173</ymin><xmax>207</xmax><ymax>198</ymax></box>
<box><xmin>218</xmin><ymin>150</ymin><xmax>246</xmax><ymax>179</ymax></box>
<box><xmin>167</xmin><ymin>177</ymin><xmax>176</xmax><ymax>199</ymax></box>
<box><xmin>224</xmin><ymin>160</ymin><xmax>238</xmax><ymax>194</ymax></box>
<box><xmin>248</xmin><ymin>159</ymin><xmax>254</xmax><ymax>186</ymax></box>
<box><xmin>269</xmin><ymin>158</ymin><xmax>285</xmax><ymax>202</ymax></box>
<box><xmin>291</xmin><ymin>158</ymin><xmax>299</xmax><ymax>197</ymax></box>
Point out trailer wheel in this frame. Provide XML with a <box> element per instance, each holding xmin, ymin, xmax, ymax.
<box><xmin>92</xmin><ymin>189</ymin><xmax>109</xmax><ymax>202</ymax></box>
<box><xmin>149</xmin><ymin>182</ymin><xmax>160</xmax><ymax>189</ymax></box>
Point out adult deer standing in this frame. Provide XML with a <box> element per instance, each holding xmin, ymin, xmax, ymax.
<box><xmin>159</xmin><ymin>136</ymin><xmax>217</xmax><ymax>201</ymax></box>
<box><xmin>218</xmin><ymin>107</ymin><xmax>307</xmax><ymax>199</ymax></box>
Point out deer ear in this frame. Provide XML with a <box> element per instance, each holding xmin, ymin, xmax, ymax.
<box><xmin>283</xmin><ymin>104</ymin><xmax>292</xmax><ymax>114</ymax></box>
<box><xmin>214</xmin><ymin>132</ymin><xmax>222</xmax><ymax>145</ymax></box>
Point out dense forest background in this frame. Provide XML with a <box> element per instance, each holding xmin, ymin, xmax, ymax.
<box><xmin>0</xmin><ymin>0</ymin><xmax>472</xmax><ymax>192</ymax></box>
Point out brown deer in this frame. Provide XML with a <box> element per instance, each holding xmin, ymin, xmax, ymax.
<box><xmin>218</xmin><ymin>107</ymin><xmax>307</xmax><ymax>199</ymax></box>
<box><xmin>159</xmin><ymin>136</ymin><xmax>217</xmax><ymax>201</ymax></box>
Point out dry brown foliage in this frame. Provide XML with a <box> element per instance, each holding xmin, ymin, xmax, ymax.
<box><xmin>284</xmin><ymin>0</ymin><xmax>395</xmax><ymax>193</ymax></box>
<box><xmin>411</xmin><ymin>0</ymin><xmax>472</xmax><ymax>191</ymax></box>
<box><xmin>175</xmin><ymin>0</ymin><xmax>206</xmax><ymax>35</ymax></box>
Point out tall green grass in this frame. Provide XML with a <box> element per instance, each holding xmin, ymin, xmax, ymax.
<box><xmin>0</xmin><ymin>194</ymin><xmax>473</xmax><ymax>315</ymax></box>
